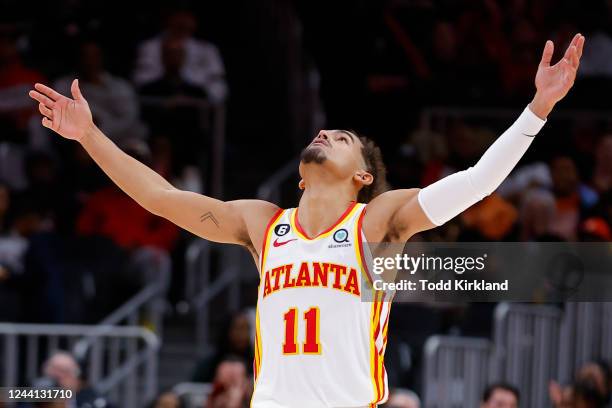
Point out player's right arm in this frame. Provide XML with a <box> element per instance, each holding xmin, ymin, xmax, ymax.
<box><xmin>28</xmin><ymin>80</ymin><xmax>279</xmax><ymax>251</ymax></box>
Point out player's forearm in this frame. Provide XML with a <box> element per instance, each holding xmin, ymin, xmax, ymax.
<box><xmin>417</xmin><ymin>105</ymin><xmax>546</xmax><ymax>226</ymax></box>
<box><xmin>79</xmin><ymin>124</ymin><xmax>174</xmax><ymax>213</ymax></box>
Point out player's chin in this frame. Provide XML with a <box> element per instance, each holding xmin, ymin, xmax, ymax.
<box><xmin>300</xmin><ymin>145</ymin><xmax>327</xmax><ymax>164</ymax></box>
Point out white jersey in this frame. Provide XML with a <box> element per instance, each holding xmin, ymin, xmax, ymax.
<box><xmin>251</xmin><ymin>202</ymin><xmax>391</xmax><ymax>408</ymax></box>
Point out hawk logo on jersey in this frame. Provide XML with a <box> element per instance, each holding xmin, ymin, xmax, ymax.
<box><xmin>274</xmin><ymin>224</ymin><xmax>291</xmax><ymax>236</ymax></box>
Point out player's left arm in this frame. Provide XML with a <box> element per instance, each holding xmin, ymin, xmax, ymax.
<box><xmin>364</xmin><ymin>34</ymin><xmax>585</xmax><ymax>243</ymax></box>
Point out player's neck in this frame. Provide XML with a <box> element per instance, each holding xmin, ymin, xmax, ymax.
<box><xmin>298</xmin><ymin>182</ymin><xmax>356</xmax><ymax>238</ymax></box>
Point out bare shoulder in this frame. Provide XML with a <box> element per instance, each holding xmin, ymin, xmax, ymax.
<box><xmin>227</xmin><ymin>199</ymin><xmax>281</xmax><ymax>255</ymax></box>
<box><xmin>362</xmin><ymin>188</ymin><xmax>420</xmax><ymax>242</ymax></box>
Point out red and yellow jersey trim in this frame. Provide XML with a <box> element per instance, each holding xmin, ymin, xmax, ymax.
<box><xmin>259</xmin><ymin>208</ymin><xmax>285</xmax><ymax>273</ymax></box>
<box><xmin>291</xmin><ymin>201</ymin><xmax>360</xmax><ymax>241</ymax></box>
<box><xmin>252</xmin><ymin>208</ymin><xmax>283</xmax><ymax>407</ymax></box>
<box><xmin>353</xmin><ymin>204</ymin><xmax>389</xmax><ymax>406</ymax></box>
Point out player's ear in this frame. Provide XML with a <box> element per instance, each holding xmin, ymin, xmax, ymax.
<box><xmin>298</xmin><ymin>179</ymin><xmax>305</xmax><ymax>190</ymax></box>
<box><xmin>354</xmin><ymin>171</ymin><xmax>373</xmax><ymax>187</ymax></box>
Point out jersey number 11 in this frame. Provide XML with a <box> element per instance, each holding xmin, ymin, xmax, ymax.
<box><xmin>282</xmin><ymin>307</ymin><xmax>321</xmax><ymax>355</ymax></box>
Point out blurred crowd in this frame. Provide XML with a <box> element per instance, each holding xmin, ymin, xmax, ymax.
<box><xmin>1</xmin><ymin>0</ymin><xmax>612</xmax><ymax>407</ymax></box>
<box><xmin>0</xmin><ymin>5</ymin><xmax>227</xmax><ymax>323</ymax></box>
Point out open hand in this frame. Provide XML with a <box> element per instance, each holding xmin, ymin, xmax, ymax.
<box><xmin>534</xmin><ymin>34</ymin><xmax>584</xmax><ymax>108</ymax></box>
<box><xmin>28</xmin><ymin>79</ymin><xmax>93</xmax><ymax>142</ymax></box>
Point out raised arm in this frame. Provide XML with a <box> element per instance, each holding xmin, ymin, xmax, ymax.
<box><xmin>29</xmin><ymin>80</ymin><xmax>278</xmax><ymax>251</ymax></box>
<box><xmin>364</xmin><ymin>34</ymin><xmax>585</xmax><ymax>243</ymax></box>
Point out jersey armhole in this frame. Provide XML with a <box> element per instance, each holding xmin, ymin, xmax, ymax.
<box><xmin>258</xmin><ymin>208</ymin><xmax>284</xmax><ymax>274</ymax></box>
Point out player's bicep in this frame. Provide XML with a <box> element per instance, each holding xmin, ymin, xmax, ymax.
<box><xmin>153</xmin><ymin>188</ymin><xmax>249</xmax><ymax>245</ymax></box>
<box><xmin>391</xmin><ymin>192</ymin><xmax>437</xmax><ymax>238</ymax></box>
<box><xmin>363</xmin><ymin>189</ymin><xmax>435</xmax><ymax>242</ymax></box>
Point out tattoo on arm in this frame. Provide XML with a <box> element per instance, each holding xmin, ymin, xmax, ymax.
<box><xmin>200</xmin><ymin>211</ymin><xmax>220</xmax><ymax>228</ymax></box>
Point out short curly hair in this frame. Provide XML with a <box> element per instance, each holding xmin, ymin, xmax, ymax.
<box><xmin>349</xmin><ymin>132</ymin><xmax>389</xmax><ymax>203</ymax></box>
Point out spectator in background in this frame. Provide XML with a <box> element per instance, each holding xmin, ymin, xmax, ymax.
<box><xmin>0</xmin><ymin>26</ymin><xmax>48</xmax><ymax>189</ymax></box>
<box><xmin>76</xmin><ymin>139</ymin><xmax>179</xmax><ymax>252</ymax></box>
<box><xmin>53</xmin><ymin>41</ymin><xmax>145</xmax><ymax>144</ymax></box>
<box><xmin>578</xmin><ymin>29</ymin><xmax>612</xmax><ymax>78</ymax></box>
<box><xmin>0</xmin><ymin>191</ymin><xmax>46</xmax><ymax>278</ymax></box>
<box><xmin>134</xmin><ymin>9</ymin><xmax>227</xmax><ymax>103</ymax></box>
<box><xmin>592</xmin><ymin>135</ymin><xmax>612</xmax><ymax>194</ymax></box>
<box><xmin>519</xmin><ymin>188</ymin><xmax>559</xmax><ymax>241</ymax></box>
<box><xmin>139</xmin><ymin>37</ymin><xmax>208</xmax><ymax>171</ymax></box>
<box><xmin>206</xmin><ymin>358</ymin><xmax>250</xmax><ymax>408</ymax></box>
<box><xmin>596</xmin><ymin>190</ymin><xmax>612</xmax><ymax>231</ymax></box>
<box><xmin>460</xmin><ymin>194</ymin><xmax>518</xmax><ymax>241</ymax></box>
<box><xmin>140</xmin><ymin>37</ymin><xmax>207</xmax><ymax>100</ymax></box>
<box><xmin>36</xmin><ymin>351</ymin><xmax>110</xmax><ymax>408</ymax></box>
<box><xmin>481</xmin><ymin>383</ymin><xmax>520</xmax><ymax>408</ymax></box>
<box><xmin>0</xmin><ymin>180</ymin><xmax>9</xmax><ymax>234</ymax></box>
<box><xmin>550</xmin><ymin>360</ymin><xmax>612</xmax><ymax>408</ymax></box>
<box><xmin>578</xmin><ymin>217</ymin><xmax>611</xmax><ymax>241</ymax></box>
<box><xmin>496</xmin><ymin>18</ymin><xmax>541</xmax><ymax>102</ymax></box>
<box><xmin>150</xmin><ymin>391</ymin><xmax>182</xmax><ymax>408</ymax></box>
<box><xmin>0</xmin><ymin>25</ymin><xmax>46</xmax><ymax>140</ymax></box>
<box><xmin>0</xmin><ymin>180</ymin><xmax>24</xmax><ymax>321</ymax></box>
<box><xmin>548</xmin><ymin>155</ymin><xmax>599</xmax><ymax>240</ymax></box>
<box><xmin>192</xmin><ymin>311</ymin><xmax>254</xmax><ymax>383</ymax></box>
<box><xmin>384</xmin><ymin>388</ymin><xmax>420</xmax><ymax>408</ymax></box>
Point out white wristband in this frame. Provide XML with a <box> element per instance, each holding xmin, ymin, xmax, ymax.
<box><xmin>418</xmin><ymin>105</ymin><xmax>546</xmax><ymax>226</ymax></box>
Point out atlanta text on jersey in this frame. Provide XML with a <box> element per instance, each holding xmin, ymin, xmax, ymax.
<box><xmin>262</xmin><ymin>261</ymin><xmax>361</xmax><ymax>298</ymax></box>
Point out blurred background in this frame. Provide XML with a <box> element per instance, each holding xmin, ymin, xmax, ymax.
<box><xmin>0</xmin><ymin>0</ymin><xmax>612</xmax><ymax>407</ymax></box>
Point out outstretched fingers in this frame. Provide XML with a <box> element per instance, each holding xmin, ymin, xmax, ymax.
<box><xmin>570</xmin><ymin>45</ymin><xmax>580</xmax><ymax>68</ymax></box>
<box><xmin>539</xmin><ymin>40</ymin><xmax>554</xmax><ymax>68</ymax></box>
<box><xmin>29</xmin><ymin>90</ymin><xmax>55</xmax><ymax>108</ymax></box>
<box><xmin>41</xmin><ymin>117</ymin><xmax>53</xmax><ymax>129</ymax></box>
<box><xmin>70</xmin><ymin>78</ymin><xmax>83</xmax><ymax>101</ymax></box>
<box><xmin>576</xmin><ymin>35</ymin><xmax>585</xmax><ymax>60</ymax></box>
<box><xmin>33</xmin><ymin>83</ymin><xmax>63</xmax><ymax>101</ymax></box>
<box><xmin>563</xmin><ymin>34</ymin><xmax>584</xmax><ymax>69</ymax></box>
<box><xmin>38</xmin><ymin>103</ymin><xmax>53</xmax><ymax>119</ymax></box>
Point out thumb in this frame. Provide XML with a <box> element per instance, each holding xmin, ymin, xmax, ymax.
<box><xmin>71</xmin><ymin>78</ymin><xmax>84</xmax><ymax>101</ymax></box>
<box><xmin>540</xmin><ymin>40</ymin><xmax>554</xmax><ymax>67</ymax></box>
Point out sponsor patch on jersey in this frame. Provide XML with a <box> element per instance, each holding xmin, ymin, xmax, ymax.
<box><xmin>329</xmin><ymin>228</ymin><xmax>351</xmax><ymax>248</ymax></box>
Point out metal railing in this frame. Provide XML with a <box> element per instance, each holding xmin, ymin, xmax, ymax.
<box><xmin>72</xmin><ymin>246</ymin><xmax>170</xmax><ymax>361</ymax></box>
<box><xmin>256</xmin><ymin>156</ymin><xmax>300</xmax><ymax>204</ymax></box>
<box><xmin>493</xmin><ymin>303</ymin><xmax>563</xmax><ymax>408</ymax></box>
<box><xmin>0</xmin><ymin>323</ymin><xmax>160</xmax><ymax>407</ymax></box>
<box><xmin>100</xmin><ymin>247</ymin><xmax>170</xmax><ymax>333</ymax></box>
<box><xmin>423</xmin><ymin>302</ymin><xmax>612</xmax><ymax>408</ymax></box>
<box><xmin>423</xmin><ymin>336</ymin><xmax>492</xmax><ymax>408</ymax></box>
<box><xmin>558</xmin><ymin>302</ymin><xmax>612</xmax><ymax>384</ymax></box>
<box><xmin>184</xmin><ymin>240</ymin><xmax>250</xmax><ymax>353</ymax></box>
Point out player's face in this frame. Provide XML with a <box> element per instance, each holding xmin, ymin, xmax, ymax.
<box><xmin>300</xmin><ymin>130</ymin><xmax>365</xmax><ymax>177</ymax></box>
<box><xmin>482</xmin><ymin>389</ymin><xmax>518</xmax><ymax>408</ymax></box>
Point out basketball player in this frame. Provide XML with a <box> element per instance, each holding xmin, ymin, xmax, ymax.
<box><xmin>29</xmin><ymin>34</ymin><xmax>584</xmax><ymax>408</ymax></box>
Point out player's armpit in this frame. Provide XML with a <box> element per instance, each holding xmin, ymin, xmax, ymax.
<box><xmin>152</xmin><ymin>189</ymin><xmax>280</xmax><ymax>252</ymax></box>
<box><xmin>362</xmin><ymin>188</ymin><xmax>435</xmax><ymax>243</ymax></box>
